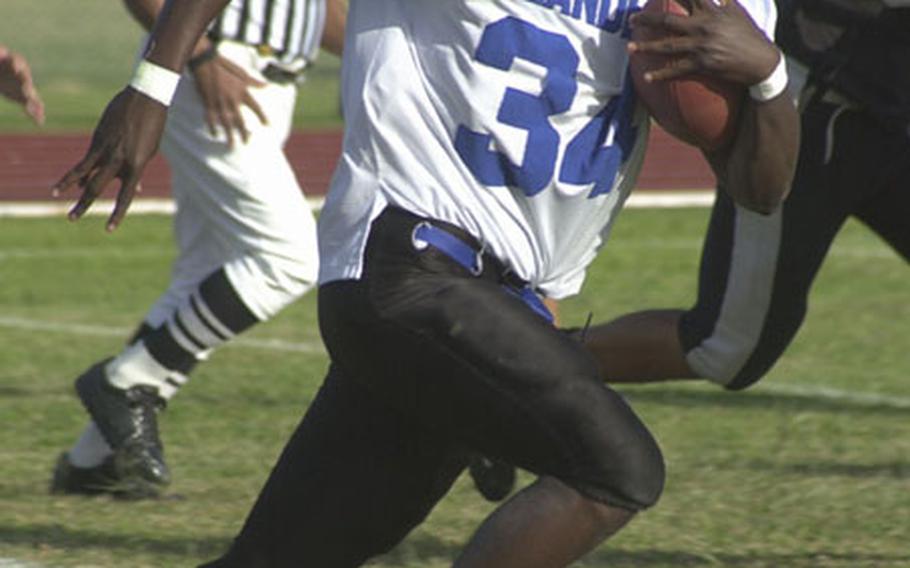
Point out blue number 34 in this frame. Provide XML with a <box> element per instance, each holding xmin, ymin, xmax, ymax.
<box><xmin>455</xmin><ymin>16</ymin><xmax>638</xmax><ymax>199</ymax></box>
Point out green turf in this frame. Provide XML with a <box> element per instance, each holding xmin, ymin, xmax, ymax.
<box><xmin>0</xmin><ymin>209</ymin><xmax>907</xmax><ymax>567</ymax></box>
<box><xmin>0</xmin><ymin>0</ymin><xmax>342</xmax><ymax>132</ymax></box>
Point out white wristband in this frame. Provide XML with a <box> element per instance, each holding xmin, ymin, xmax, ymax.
<box><xmin>749</xmin><ymin>52</ymin><xmax>788</xmax><ymax>102</ymax></box>
<box><xmin>129</xmin><ymin>59</ymin><xmax>181</xmax><ymax>106</ymax></box>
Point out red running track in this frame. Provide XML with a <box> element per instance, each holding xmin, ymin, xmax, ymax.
<box><xmin>0</xmin><ymin>127</ymin><xmax>714</xmax><ymax>201</ymax></box>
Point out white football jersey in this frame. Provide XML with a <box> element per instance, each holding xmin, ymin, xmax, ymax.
<box><xmin>318</xmin><ymin>0</ymin><xmax>777</xmax><ymax>298</ymax></box>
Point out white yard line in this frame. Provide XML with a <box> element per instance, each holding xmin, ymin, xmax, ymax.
<box><xmin>604</xmin><ymin>239</ymin><xmax>898</xmax><ymax>259</ymax></box>
<box><xmin>757</xmin><ymin>383</ymin><xmax>910</xmax><ymax>410</ymax></box>
<box><xmin>0</xmin><ymin>315</ymin><xmax>324</xmax><ymax>354</ymax></box>
<box><xmin>2</xmin><ymin>242</ymin><xmax>894</xmax><ymax>262</ymax></box>
<box><xmin>1</xmin><ymin>315</ymin><xmax>908</xmax><ymax>408</ymax></box>
<box><xmin>0</xmin><ymin>559</ymin><xmax>49</xmax><ymax>568</ymax></box>
<box><xmin>0</xmin><ymin>247</ymin><xmax>171</xmax><ymax>260</ymax></box>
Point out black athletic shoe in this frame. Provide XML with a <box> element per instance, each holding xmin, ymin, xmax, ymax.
<box><xmin>468</xmin><ymin>456</ymin><xmax>517</xmax><ymax>502</ymax></box>
<box><xmin>50</xmin><ymin>452</ymin><xmax>161</xmax><ymax>500</ymax></box>
<box><xmin>74</xmin><ymin>361</ymin><xmax>171</xmax><ymax>486</ymax></box>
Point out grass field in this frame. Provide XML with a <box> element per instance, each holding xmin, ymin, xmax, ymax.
<box><xmin>1</xmin><ymin>209</ymin><xmax>908</xmax><ymax>567</ymax></box>
<box><xmin>2</xmin><ymin>1</ymin><xmax>909</xmax><ymax>566</ymax></box>
<box><xmin>0</xmin><ymin>0</ymin><xmax>343</xmax><ymax>132</ymax></box>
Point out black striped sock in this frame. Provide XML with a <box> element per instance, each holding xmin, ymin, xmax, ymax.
<box><xmin>144</xmin><ymin>269</ymin><xmax>260</xmax><ymax>374</ymax></box>
<box><xmin>127</xmin><ymin>322</ymin><xmax>156</xmax><ymax>346</ymax></box>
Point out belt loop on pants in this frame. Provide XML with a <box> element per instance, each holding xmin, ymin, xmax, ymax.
<box><xmin>409</xmin><ymin>219</ymin><xmax>554</xmax><ymax>325</ymax></box>
<box><xmin>412</xmin><ymin>222</ymin><xmax>484</xmax><ymax>276</ymax></box>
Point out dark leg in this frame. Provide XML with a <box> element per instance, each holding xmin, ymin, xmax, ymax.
<box><xmin>201</xmin><ymin>365</ymin><xmax>468</xmax><ymax>568</ymax></box>
<box><xmin>678</xmin><ymin>102</ymin><xmax>855</xmax><ymax>389</ymax></box>
<box><xmin>851</xmin><ymin>160</ymin><xmax>910</xmax><ymax>261</ymax></box>
<box><xmin>454</xmin><ymin>476</ymin><xmax>634</xmax><ymax>568</ymax></box>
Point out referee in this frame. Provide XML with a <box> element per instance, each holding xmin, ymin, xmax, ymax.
<box><xmin>470</xmin><ymin>0</ymin><xmax>910</xmax><ymax>502</ymax></box>
<box><xmin>51</xmin><ymin>0</ymin><xmax>346</xmax><ymax>499</ymax></box>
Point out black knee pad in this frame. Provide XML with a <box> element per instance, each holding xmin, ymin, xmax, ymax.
<box><xmin>547</xmin><ymin>379</ymin><xmax>666</xmax><ymax>512</ymax></box>
<box><xmin>593</xmin><ymin>425</ymin><xmax>666</xmax><ymax>512</ymax></box>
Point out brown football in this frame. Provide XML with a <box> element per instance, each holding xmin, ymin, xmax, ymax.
<box><xmin>629</xmin><ymin>0</ymin><xmax>743</xmax><ymax>150</ymax></box>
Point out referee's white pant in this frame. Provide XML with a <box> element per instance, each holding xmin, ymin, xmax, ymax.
<box><xmin>145</xmin><ymin>40</ymin><xmax>318</xmax><ymax>328</ymax></box>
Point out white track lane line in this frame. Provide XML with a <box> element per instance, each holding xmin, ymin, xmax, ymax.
<box><xmin>0</xmin><ymin>198</ymin><xmax>318</xmax><ymax>218</ymax></box>
<box><xmin>2</xmin><ymin>315</ymin><xmax>908</xmax><ymax>409</ymax></box>
<box><xmin>0</xmin><ymin>191</ymin><xmax>715</xmax><ymax>219</ymax></box>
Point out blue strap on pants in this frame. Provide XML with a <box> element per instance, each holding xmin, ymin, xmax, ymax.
<box><xmin>411</xmin><ymin>222</ymin><xmax>554</xmax><ymax>325</ymax></box>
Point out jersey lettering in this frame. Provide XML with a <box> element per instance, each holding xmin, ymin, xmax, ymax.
<box><xmin>455</xmin><ymin>16</ymin><xmax>638</xmax><ymax>199</ymax></box>
<box><xmin>559</xmin><ymin>77</ymin><xmax>638</xmax><ymax>197</ymax></box>
<box><xmin>522</xmin><ymin>0</ymin><xmax>634</xmax><ymax>34</ymax></box>
<box><xmin>454</xmin><ymin>17</ymin><xmax>578</xmax><ymax>196</ymax></box>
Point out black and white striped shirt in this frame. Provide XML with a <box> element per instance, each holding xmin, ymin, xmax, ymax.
<box><xmin>210</xmin><ymin>0</ymin><xmax>327</xmax><ymax>67</ymax></box>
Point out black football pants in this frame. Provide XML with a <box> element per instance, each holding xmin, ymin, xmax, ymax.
<box><xmin>202</xmin><ymin>207</ymin><xmax>664</xmax><ymax>567</ymax></box>
<box><xmin>680</xmin><ymin>96</ymin><xmax>910</xmax><ymax>389</ymax></box>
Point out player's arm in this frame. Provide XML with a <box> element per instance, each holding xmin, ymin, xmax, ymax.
<box><xmin>703</xmin><ymin>59</ymin><xmax>799</xmax><ymax>214</ymax></box>
<box><xmin>631</xmin><ymin>0</ymin><xmax>799</xmax><ymax>214</ymax></box>
<box><xmin>123</xmin><ymin>0</ymin><xmax>216</xmax><ymax>63</ymax></box>
<box><xmin>129</xmin><ymin>0</ymin><xmax>228</xmax><ymax>84</ymax></box>
<box><xmin>123</xmin><ymin>0</ymin><xmax>267</xmax><ymax>146</ymax></box>
<box><xmin>0</xmin><ymin>45</ymin><xmax>44</xmax><ymax>125</ymax></box>
<box><xmin>53</xmin><ymin>0</ymin><xmax>230</xmax><ymax>231</ymax></box>
<box><xmin>322</xmin><ymin>0</ymin><xmax>348</xmax><ymax>56</ymax></box>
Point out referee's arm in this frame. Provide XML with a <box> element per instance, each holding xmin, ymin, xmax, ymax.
<box><xmin>141</xmin><ymin>0</ymin><xmax>229</xmax><ymax>72</ymax></box>
<box><xmin>122</xmin><ymin>0</ymin><xmax>218</xmax><ymax>64</ymax></box>
<box><xmin>322</xmin><ymin>0</ymin><xmax>348</xmax><ymax>56</ymax></box>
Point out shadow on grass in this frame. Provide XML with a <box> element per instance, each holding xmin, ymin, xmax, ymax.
<box><xmin>0</xmin><ymin>385</ymin><xmax>33</xmax><ymax>397</ymax></box>
<box><xmin>377</xmin><ymin>534</ymin><xmax>910</xmax><ymax>567</ymax></box>
<box><xmin>0</xmin><ymin>522</ymin><xmax>228</xmax><ymax>559</ymax></box>
<box><xmin>4</xmin><ymin>524</ymin><xmax>909</xmax><ymax>567</ymax></box>
<box><xmin>582</xmin><ymin>548</ymin><xmax>910</xmax><ymax>567</ymax></box>
<box><xmin>618</xmin><ymin>385</ymin><xmax>909</xmax><ymax>417</ymax></box>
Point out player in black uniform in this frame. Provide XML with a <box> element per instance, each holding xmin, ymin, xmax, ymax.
<box><xmin>585</xmin><ymin>0</ymin><xmax>909</xmax><ymax>389</ymax></box>
<box><xmin>473</xmin><ymin>0</ymin><xmax>910</xmax><ymax>501</ymax></box>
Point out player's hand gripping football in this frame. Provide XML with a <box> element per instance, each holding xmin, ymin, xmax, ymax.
<box><xmin>191</xmin><ymin>52</ymin><xmax>268</xmax><ymax>147</ymax></box>
<box><xmin>52</xmin><ymin>88</ymin><xmax>167</xmax><ymax>231</ymax></box>
<box><xmin>628</xmin><ymin>0</ymin><xmax>780</xmax><ymax>88</ymax></box>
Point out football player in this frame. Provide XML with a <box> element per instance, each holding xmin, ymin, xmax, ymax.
<box><xmin>584</xmin><ymin>0</ymin><xmax>910</xmax><ymax>391</ymax></box>
<box><xmin>55</xmin><ymin>0</ymin><xmax>798</xmax><ymax>565</ymax></box>
<box><xmin>473</xmin><ymin>0</ymin><xmax>910</xmax><ymax>504</ymax></box>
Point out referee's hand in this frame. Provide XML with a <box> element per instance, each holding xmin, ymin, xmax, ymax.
<box><xmin>192</xmin><ymin>53</ymin><xmax>268</xmax><ymax>147</ymax></box>
<box><xmin>52</xmin><ymin>88</ymin><xmax>167</xmax><ymax>231</ymax></box>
